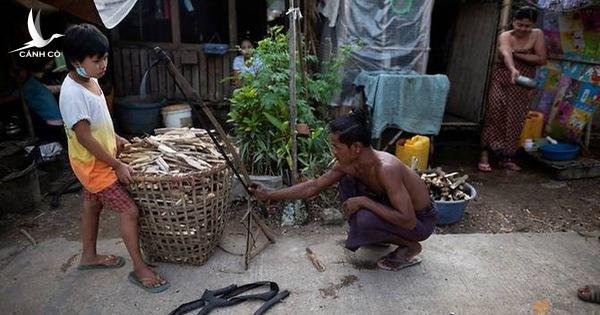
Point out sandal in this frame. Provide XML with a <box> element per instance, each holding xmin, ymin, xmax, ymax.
<box><xmin>499</xmin><ymin>160</ymin><xmax>521</xmax><ymax>171</ymax></box>
<box><xmin>377</xmin><ymin>255</ymin><xmax>422</xmax><ymax>271</ymax></box>
<box><xmin>478</xmin><ymin>162</ymin><xmax>492</xmax><ymax>172</ymax></box>
<box><xmin>578</xmin><ymin>285</ymin><xmax>600</xmax><ymax>304</ymax></box>
<box><xmin>77</xmin><ymin>255</ymin><xmax>125</xmax><ymax>270</ymax></box>
<box><xmin>128</xmin><ymin>271</ymin><xmax>170</xmax><ymax>293</ymax></box>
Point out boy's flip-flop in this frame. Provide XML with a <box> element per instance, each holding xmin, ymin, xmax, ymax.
<box><xmin>128</xmin><ymin>271</ymin><xmax>170</xmax><ymax>294</ymax></box>
<box><xmin>77</xmin><ymin>255</ymin><xmax>125</xmax><ymax>270</ymax></box>
<box><xmin>377</xmin><ymin>255</ymin><xmax>422</xmax><ymax>271</ymax></box>
<box><xmin>578</xmin><ymin>285</ymin><xmax>600</xmax><ymax>304</ymax></box>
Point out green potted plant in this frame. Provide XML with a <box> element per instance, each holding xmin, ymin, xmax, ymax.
<box><xmin>228</xmin><ymin>27</ymin><xmax>349</xmax><ymax>180</ymax></box>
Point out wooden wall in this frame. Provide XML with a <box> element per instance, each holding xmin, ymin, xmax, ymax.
<box><xmin>111</xmin><ymin>41</ymin><xmax>237</xmax><ymax>103</ymax></box>
<box><xmin>445</xmin><ymin>2</ymin><xmax>500</xmax><ymax>124</ymax></box>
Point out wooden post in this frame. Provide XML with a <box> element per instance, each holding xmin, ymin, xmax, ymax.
<box><xmin>499</xmin><ymin>0</ymin><xmax>512</xmax><ymax>33</ymax></box>
<box><xmin>288</xmin><ymin>0</ymin><xmax>299</xmax><ymax>184</ymax></box>
<box><xmin>170</xmin><ymin>0</ymin><xmax>181</xmax><ymax>44</ymax></box>
<box><xmin>228</xmin><ymin>0</ymin><xmax>238</xmax><ymax>47</ymax></box>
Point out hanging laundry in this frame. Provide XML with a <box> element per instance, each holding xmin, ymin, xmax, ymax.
<box><xmin>155</xmin><ymin>0</ymin><xmax>163</xmax><ymax>19</ymax></box>
<box><xmin>164</xmin><ymin>0</ymin><xmax>171</xmax><ymax>19</ymax></box>
<box><xmin>524</xmin><ymin>0</ymin><xmax>600</xmax><ymax>11</ymax></box>
<box><xmin>182</xmin><ymin>0</ymin><xmax>194</xmax><ymax>13</ymax></box>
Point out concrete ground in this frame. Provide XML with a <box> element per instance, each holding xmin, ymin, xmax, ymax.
<box><xmin>0</xmin><ymin>229</ymin><xmax>599</xmax><ymax>314</ymax></box>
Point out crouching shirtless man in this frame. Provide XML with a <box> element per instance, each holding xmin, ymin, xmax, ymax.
<box><xmin>249</xmin><ymin>111</ymin><xmax>438</xmax><ymax>271</ymax></box>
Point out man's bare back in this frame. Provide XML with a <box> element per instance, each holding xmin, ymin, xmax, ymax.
<box><xmin>333</xmin><ymin>149</ymin><xmax>431</xmax><ymax>212</ymax></box>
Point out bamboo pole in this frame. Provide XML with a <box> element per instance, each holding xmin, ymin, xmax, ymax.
<box><xmin>288</xmin><ymin>0</ymin><xmax>300</xmax><ymax>184</ymax></box>
<box><xmin>548</xmin><ymin>55</ymin><xmax>600</xmax><ymax>66</ymax></box>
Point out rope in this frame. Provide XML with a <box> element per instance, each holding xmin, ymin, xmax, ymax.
<box><xmin>286</xmin><ymin>7</ymin><xmax>303</xmax><ymax>20</ymax></box>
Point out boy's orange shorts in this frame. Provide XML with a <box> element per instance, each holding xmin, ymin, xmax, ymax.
<box><xmin>83</xmin><ymin>182</ymin><xmax>136</xmax><ymax>213</ymax></box>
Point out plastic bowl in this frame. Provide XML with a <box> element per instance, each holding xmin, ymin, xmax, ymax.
<box><xmin>435</xmin><ymin>183</ymin><xmax>477</xmax><ymax>225</ymax></box>
<box><xmin>539</xmin><ymin>144</ymin><xmax>580</xmax><ymax>161</ymax></box>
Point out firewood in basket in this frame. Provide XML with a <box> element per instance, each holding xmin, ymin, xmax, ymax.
<box><xmin>156</xmin><ymin>156</ymin><xmax>170</xmax><ymax>172</ymax></box>
<box><xmin>176</xmin><ymin>153</ymin><xmax>211</xmax><ymax>170</ymax></box>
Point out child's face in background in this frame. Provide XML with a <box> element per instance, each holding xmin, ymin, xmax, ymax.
<box><xmin>78</xmin><ymin>53</ymin><xmax>109</xmax><ymax>78</ymax></box>
<box><xmin>240</xmin><ymin>41</ymin><xmax>254</xmax><ymax>58</ymax></box>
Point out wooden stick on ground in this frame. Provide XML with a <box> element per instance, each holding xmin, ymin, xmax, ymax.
<box><xmin>306</xmin><ymin>247</ymin><xmax>325</xmax><ymax>272</ymax></box>
<box><xmin>19</xmin><ymin>228</ymin><xmax>36</xmax><ymax>246</ymax></box>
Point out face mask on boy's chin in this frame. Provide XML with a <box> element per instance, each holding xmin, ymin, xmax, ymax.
<box><xmin>75</xmin><ymin>65</ymin><xmax>94</xmax><ymax>79</ymax></box>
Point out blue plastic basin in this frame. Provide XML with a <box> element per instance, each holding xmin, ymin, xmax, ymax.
<box><xmin>435</xmin><ymin>183</ymin><xmax>477</xmax><ymax>225</ymax></box>
<box><xmin>539</xmin><ymin>144</ymin><xmax>580</xmax><ymax>161</ymax></box>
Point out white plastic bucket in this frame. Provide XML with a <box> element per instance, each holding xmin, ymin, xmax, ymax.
<box><xmin>162</xmin><ymin>104</ymin><xmax>192</xmax><ymax>128</ymax></box>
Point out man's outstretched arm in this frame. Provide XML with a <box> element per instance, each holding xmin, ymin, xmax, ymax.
<box><xmin>250</xmin><ymin>167</ymin><xmax>345</xmax><ymax>201</ymax></box>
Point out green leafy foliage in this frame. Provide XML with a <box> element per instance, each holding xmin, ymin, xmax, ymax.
<box><xmin>228</xmin><ymin>27</ymin><xmax>348</xmax><ymax>177</ymax></box>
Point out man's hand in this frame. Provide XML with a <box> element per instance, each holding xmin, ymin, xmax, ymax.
<box><xmin>116</xmin><ymin>135</ymin><xmax>130</xmax><ymax>156</ymax></box>
<box><xmin>248</xmin><ymin>183</ymin><xmax>271</xmax><ymax>201</ymax></box>
<box><xmin>115</xmin><ymin>162</ymin><xmax>134</xmax><ymax>185</ymax></box>
<box><xmin>342</xmin><ymin>196</ymin><xmax>366</xmax><ymax>219</ymax></box>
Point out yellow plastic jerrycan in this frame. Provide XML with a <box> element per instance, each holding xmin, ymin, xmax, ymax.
<box><xmin>519</xmin><ymin>111</ymin><xmax>544</xmax><ymax>146</ymax></box>
<box><xmin>395</xmin><ymin>135</ymin><xmax>430</xmax><ymax>170</ymax></box>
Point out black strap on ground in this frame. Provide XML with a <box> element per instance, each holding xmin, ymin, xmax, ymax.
<box><xmin>169</xmin><ymin>281</ymin><xmax>289</xmax><ymax>315</ymax></box>
<box><xmin>253</xmin><ymin>290</ymin><xmax>290</xmax><ymax>315</ymax></box>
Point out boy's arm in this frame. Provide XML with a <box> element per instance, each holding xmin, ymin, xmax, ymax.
<box><xmin>73</xmin><ymin>120</ymin><xmax>133</xmax><ymax>184</ymax></box>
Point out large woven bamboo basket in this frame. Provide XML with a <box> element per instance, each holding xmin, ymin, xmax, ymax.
<box><xmin>129</xmin><ymin>163</ymin><xmax>232</xmax><ymax>265</ymax></box>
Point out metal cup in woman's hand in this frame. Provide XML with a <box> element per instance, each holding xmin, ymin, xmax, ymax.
<box><xmin>515</xmin><ymin>75</ymin><xmax>536</xmax><ymax>89</ymax></box>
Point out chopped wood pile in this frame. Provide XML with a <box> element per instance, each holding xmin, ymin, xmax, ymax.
<box><xmin>420</xmin><ymin>168</ymin><xmax>471</xmax><ymax>202</ymax></box>
<box><xmin>119</xmin><ymin>128</ymin><xmax>226</xmax><ymax>176</ymax></box>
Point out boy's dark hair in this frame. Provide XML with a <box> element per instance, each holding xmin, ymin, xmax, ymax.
<box><xmin>62</xmin><ymin>24</ymin><xmax>109</xmax><ymax>71</ymax></box>
<box><xmin>328</xmin><ymin>109</ymin><xmax>372</xmax><ymax>147</ymax></box>
<box><xmin>514</xmin><ymin>6</ymin><xmax>538</xmax><ymax>23</ymax></box>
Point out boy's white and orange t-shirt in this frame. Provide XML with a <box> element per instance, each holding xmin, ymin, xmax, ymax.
<box><xmin>59</xmin><ymin>75</ymin><xmax>117</xmax><ymax>193</ymax></box>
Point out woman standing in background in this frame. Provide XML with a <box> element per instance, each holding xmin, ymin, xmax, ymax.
<box><xmin>479</xmin><ymin>7</ymin><xmax>547</xmax><ymax>172</ymax></box>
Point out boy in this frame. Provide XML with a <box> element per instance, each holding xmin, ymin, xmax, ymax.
<box><xmin>250</xmin><ymin>112</ymin><xmax>438</xmax><ymax>271</ymax></box>
<box><xmin>59</xmin><ymin>24</ymin><xmax>169</xmax><ymax>293</ymax></box>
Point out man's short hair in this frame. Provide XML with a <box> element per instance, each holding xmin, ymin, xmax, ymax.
<box><xmin>62</xmin><ymin>24</ymin><xmax>109</xmax><ymax>71</ymax></box>
<box><xmin>328</xmin><ymin>110</ymin><xmax>372</xmax><ymax>147</ymax></box>
<box><xmin>514</xmin><ymin>7</ymin><xmax>538</xmax><ymax>23</ymax></box>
